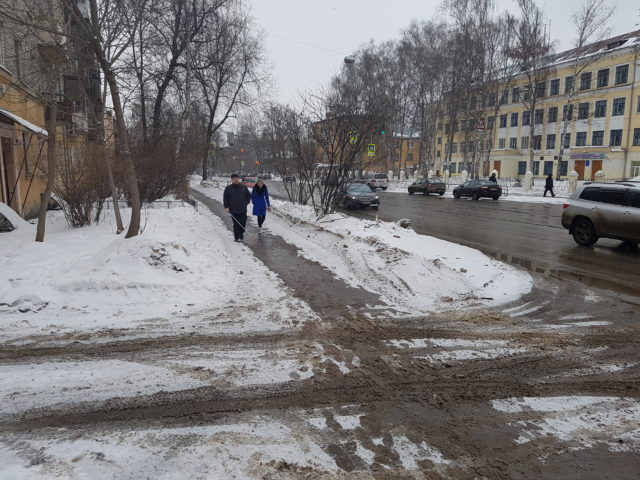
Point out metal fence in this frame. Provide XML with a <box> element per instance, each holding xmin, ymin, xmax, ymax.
<box><xmin>103</xmin><ymin>198</ymin><xmax>198</xmax><ymax>210</ymax></box>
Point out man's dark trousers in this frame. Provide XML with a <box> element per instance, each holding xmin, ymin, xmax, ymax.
<box><xmin>231</xmin><ymin>212</ymin><xmax>247</xmax><ymax>240</ymax></box>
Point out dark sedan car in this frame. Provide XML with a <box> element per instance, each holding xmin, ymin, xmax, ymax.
<box><xmin>408</xmin><ymin>177</ymin><xmax>446</xmax><ymax>195</ymax></box>
<box><xmin>453</xmin><ymin>180</ymin><xmax>502</xmax><ymax>200</ymax></box>
<box><xmin>340</xmin><ymin>183</ymin><xmax>380</xmax><ymax>209</ymax></box>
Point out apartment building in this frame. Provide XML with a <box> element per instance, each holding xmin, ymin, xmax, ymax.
<box><xmin>390</xmin><ymin>128</ymin><xmax>421</xmax><ymax>176</ymax></box>
<box><xmin>436</xmin><ymin>31</ymin><xmax>640</xmax><ymax>180</ymax></box>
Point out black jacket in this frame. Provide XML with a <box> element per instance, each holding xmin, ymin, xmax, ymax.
<box><xmin>223</xmin><ymin>183</ymin><xmax>251</xmax><ymax>214</ymax></box>
<box><xmin>545</xmin><ymin>176</ymin><xmax>554</xmax><ymax>188</ymax></box>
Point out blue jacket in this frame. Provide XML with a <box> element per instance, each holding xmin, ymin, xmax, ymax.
<box><xmin>251</xmin><ymin>185</ymin><xmax>270</xmax><ymax>216</ymax></box>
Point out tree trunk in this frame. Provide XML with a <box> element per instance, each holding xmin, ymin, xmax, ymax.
<box><xmin>103</xmin><ymin>64</ymin><xmax>141</xmax><ymax>238</ymax></box>
<box><xmin>104</xmin><ymin>142</ymin><xmax>124</xmax><ymax>233</ymax></box>
<box><xmin>35</xmin><ymin>101</ymin><xmax>58</xmax><ymax>242</ymax></box>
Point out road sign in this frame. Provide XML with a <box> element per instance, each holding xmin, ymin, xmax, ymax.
<box><xmin>475</xmin><ymin>118</ymin><xmax>486</xmax><ymax>131</ymax></box>
<box><xmin>349</xmin><ymin>131</ymin><xmax>359</xmax><ymax>144</ymax></box>
<box><xmin>368</xmin><ymin>143</ymin><xmax>376</xmax><ymax>157</ymax></box>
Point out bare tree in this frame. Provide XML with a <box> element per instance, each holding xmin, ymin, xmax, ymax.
<box><xmin>509</xmin><ymin>0</ymin><xmax>554</xmax><ymax>173</ymax></box>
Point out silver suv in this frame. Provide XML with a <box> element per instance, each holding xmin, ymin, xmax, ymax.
<box><xmin>561</xmin><ymin>182</ymin><xmax>640</xmax><ymax>246</ymax></box>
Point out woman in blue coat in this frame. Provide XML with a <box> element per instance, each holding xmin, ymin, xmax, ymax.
<box><xmin>251</xmin><ymin>178</ymin><xmax>271</xmax><ymax>233</ymax></box>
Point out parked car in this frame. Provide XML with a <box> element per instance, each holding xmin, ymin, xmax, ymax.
<box><xmin>340</xmin><ymin>183</ymin><xmax>380</xmax><ymax>209</ymax></box>
<box><xmin>561</xmin><ymin>182</ymin><xmax>640</xmax><ymax>246</ymax></box>
<box><xmin>283</xmin><ymin>175</ymin><xmax>296</xmax><ymax>182</ymax></box>
<box><xmin>408</xmin><ymin>177</ymin><xmax>445</xmax><ymax>195</ymax></box>
<box><xmin>259</xmin><ymin>173</ymin><xmax>272</xmax><ymax>180</ymax></box>
<box><xmin>453</xmin><ymin>180</ymin><xmax>502</xmax><ymax>200</ymax></box>
<box><xmin>362</xmin><ymin>173</ymin><xmax>389</xmax><ymax>190</ymax></box>
<box><xmin>242</xmin><ymin>176</ymin><xmax>258</xmax><ymax>187</ymax></box>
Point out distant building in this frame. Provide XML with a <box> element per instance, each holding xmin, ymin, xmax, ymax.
<box><xmin>436</xmin><ymin>30</ymin><xmax>640</xmax><ymax>180</ymax></box>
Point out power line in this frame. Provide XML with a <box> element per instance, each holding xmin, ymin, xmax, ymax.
<box><xmin>265</xmin><ymin>31</ymin><xmax>348</xmax><ymax>56</ymax></box>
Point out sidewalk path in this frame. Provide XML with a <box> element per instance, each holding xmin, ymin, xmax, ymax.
<box><xmin>191</xmin><ymin>190</ymin><xmax>386</xmax><ymax>317</ymax></box>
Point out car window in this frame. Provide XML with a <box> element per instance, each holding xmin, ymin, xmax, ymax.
<box><xmin>579</xmin><ymin>187</ymin><xmax>600</xmax><ymax>201</ymax></box>
<box><xmin>428</xmin><ymin>178</ymin><xmax>443</xmax><ymax>183</ymax></box>
<box><xmin>374</xmin><ymin>174</ymin><xmax>388</xmax><ymax>179</ymax></box>
<box><xmin>628</xmin><ymin>191</ymin><xmax>640</xmax><ymax>208</ymax></box>
<box><xmin>348</xmin><ymin>184</ymin><xmax>372</xmax><ymax>192</ymax></box>
<box><xmin>595</xmin><ymin>188</ymin><xmax>628</xmax><ymax>206</ymax></box>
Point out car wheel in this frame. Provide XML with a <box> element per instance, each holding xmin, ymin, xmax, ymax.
<box><xmin>408</xmin><ymin>189</ymin><xmax>414</xmax><ymax>195</ymax></box>
<box><xmin>492</xmin><ymin>196</ymin><xmax>500</xmax><ymax>200</ymax></box>
<box><xmin>453</xmin><ymin>191</ymin><xmax>460</xmax><ymax>199</ymax></box>
<box><xmin>382</xmin><ymin>187</ymin><xmax>387</xmax><ymax>190</ymax></box>
<box><xmin>372</xmin><ymin>205</ymin><xmax>379</xmax><ymax>209</ymax></box>
<box><xmin>572</xmin><ymin>218</ymin><xmax>598</xmax><ymax>246</ymax></box>
<box><xmin>472</xmin><ymin>192</ymin><xmax>480</xmax><ymax>201</ymax></box>
<box><xmin>439</xmin><ymin>191</ymin><xmax>444</xmax><ymax>196</ymax></box>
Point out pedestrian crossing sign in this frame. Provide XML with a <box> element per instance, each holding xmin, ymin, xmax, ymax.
<box><xmin>368</xmin><ymin>143</ymin><xmax>376</xmax><ymax>156</ymax></box>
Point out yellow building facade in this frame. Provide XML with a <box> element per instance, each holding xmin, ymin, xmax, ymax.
<box><xmin>437</xmin><ymin>32</ymin><xmax>640</xmax><ymax>180</ymax></box>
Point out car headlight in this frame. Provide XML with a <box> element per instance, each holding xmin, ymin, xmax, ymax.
<box><xmin>349</xmin><ymin>195</ymin><xmax>357</xmax><ymax>199</ymax></box>
<box><xmin>374</xmin><ymin>196</ymin><xmax>379</xmax><ymax>200</ymax></box>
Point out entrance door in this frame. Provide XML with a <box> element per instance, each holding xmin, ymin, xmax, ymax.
<box><xmin>493</xmin><ymin>160</ymin><xmax>501</xmax><ymax>177</ymax></box>
<box><xmin>574</xmin><ymin>160</ymin><xmax>586</xmax><ymax>180</ymax></box>
<box><xmin>590</xmin><ymin>160</ymin><xmax>603</xmax><ymax>180</ymax></box>
<box><xmin>1</xmin><ymin>137</ymin><xmax>17</xmax><ymax>211</ymax></box>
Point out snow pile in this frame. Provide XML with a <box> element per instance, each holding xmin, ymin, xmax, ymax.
<box><xmin>0</xmin><ymin>205</ymin><xmax>315</xmax><ymax>342</ymax></box>
<box><xmin>267</xmin><ymin>199</ymin><xmax>532</xmax><ymax>312</ymax></box>
<box><xmin>492</xmin><ymin>396</ymin><xmax>640</xmax><ymax>451</ymax></box>
<box><xmin>0</xmin><ymin>202</ymin><xmax>30</xmax><ymax>230</ymax></box>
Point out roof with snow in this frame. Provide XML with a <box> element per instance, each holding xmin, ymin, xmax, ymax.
<box><xmin>0</xmin><ymin>108</ymin><xmax>48</xmax><ymax>136</ymax></box>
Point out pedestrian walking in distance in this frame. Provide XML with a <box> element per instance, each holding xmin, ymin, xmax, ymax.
<box><xmin>489</xmin><ymin>172</ymin><xmax>497</xmax><ymax>183</ymax></box>
<box><xmin>544</xmin><ymin>173</ymin><xmax>555</xmax><ymax>197</ymax></box>
<box><xmin>223</xmin><ymin>174</ymin><xmax>251</xmax><ymax>242</ymax></box>
<box><xmin>251</xmin><ymin>178</ymin><xmax>271</xmax><ymax>234</ymax></box>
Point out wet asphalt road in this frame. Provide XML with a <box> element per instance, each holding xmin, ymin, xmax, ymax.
<box><xmin>268</xmin><ymin>182</ymin><xmax>640</xmax><ymax>297</ymax></box>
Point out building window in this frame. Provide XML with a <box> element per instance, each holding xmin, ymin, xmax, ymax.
<box><xmin>615</xmin><ymin>64</ymin><xmax>629</xmax><ymax>84</ymax></box>
<box><xmin>631</xmin><ymin>161</ymin><xmax>640</xmax><ymax>177</ymax></box>
<box><xmin>498</xmin><ymin>138</ymin><xmax>506</xmax><ymax>149</ymax></box>
<box><xmin>562</xmin><ymin>104</ymin><xmax>573</xmax><ymax>121</ymax></box>
<box><xmin>550</xmin><ymin>79</ymin><xmax>560</xmax><ymax>96</ymax></box>
<box><xmin>510</xmin><ymin>112</ymin><xmax>518</xmax><ymax>127</ymax></box>
<box><xmin>452</xmin><ymin>143</ymin><xmax>458</xmax><ymax>153</ymax></box>
<box><xmin>543</xmin><ymin>161</ymin><xmax>554</xmax><ymax>175</ymax></box>
<box><xmin>437</xmin><ymin>122</ymin><xmax>443</xmax><ymax>131</ymax></box>
<box><xmin>562</xmin><ymin>133</ymin><xmax>571</xmax><ymax>148</ymax></box>
<box><xmin>521</xmin><ymin>136</ymin><xmax>529</xmax><ymax>150</ymax></box>
<box><xmin>499</xmin><ymin>114</ymin><xmax>507</xmax><ymax>128</ymax></box>
<box><xmin>523</xmin><ymin>86</ymin><xmax>531</xmax><ymax>100</ymax></box>
<box><xmin>509</xmin><ymin>137</ymin><xmax>517</xmax><ymax>149</ymax></box>
<box><xmin>450</xmin><ymin>162</ymin><xmax>457</xmax><ymax>173</ymax></box>
<box><xmin>576</xmin><ymin>132</ymin><xmax>587</xmax><ymax>146</ymax></box>
<box><xmin>592</xmin><ymin>130</ymin><xmax>604</xmax><ymax>146</ymax></box>
<box><xmin>580</xmin><ymin>72</ymin><xmax>592</xmax><ymax>90</ymax></box>
<box><xmin>534</xmin><ymin>109</ymin><xmax>544</xmax><ymax>124</ymax></box>
<box><xmin>533</xmin><ymin>161</ymin><xmax>540</xmax><ymax>175</ymax></box>
<box><xmin>548</xmin><ymin>107</ymin><xmax>558</xmax><ymax>123</ymax></box>
<box><xmin>533</xmin><ymin>135</ymin><xmax>542</xmax><ymax>150</ymax></box>
<box><xmin>546</xmin><ymin>134</ymin><xmax>556</xmax><ymax>150</ymax></box>
<box><xmin>500</xmin><ymin>89</ymin><xmax>508</xmax><ymax>104</ymax></box>
<box><xmin>578</xmin><ymin>102</ymin><xmax>589</xmax><ymax>120</ymax></box>
<box><xmin>559</xmin><ymin>161</ymin><xmax>568</xmax><ymax>176</ymax></box>
<box><xmin>565</xmin><ymin>76</ymin><xmax>574</xmax><ymax>93</ymax></box>
<box><xmin>408</xmin><ymin>140</ymin><xmax>414</xmax><ymax>149</ymax></box>
<box><xmin>633</xmin><ymin>128</ymin><xmax>640</xmax><ymax>146</ymax></box>
<box><xmin>522</xmin><ymin>111</ymin><xmax>531</xmax><ymax>125</ymax></box>
<box><xmin>488</xmin><ymin>116</ymin><xmax>496</xmax><ymax>129</ymax></box>
<box><xmin>445</xmin><ymin>123</ymin><xmax>450</xmax><ymax>134</ymax></box>
<box><xmin>437</xmin><ymin>137</ymin><xmax>441</xmax><ymax>145</ymax></box>
<box><xmin>536</xmin><ymin>82</ymin><xmax>546</xmax><ymax>97</ymax></box>
<box><xmin>597</xmin><ymin>68</ymin><xmax>609</xmax><ymax>88</ymax></box>
<box><xmin>488</xmin><ymin>92</ymin><xmax>497</xmax><ymax>106</ymax></box>
<box><xmin>437</xmin><ymin>150</ymin><xmax>441</xmax><ymax>158</ymax></box>
<box><xmin>594</xmin><ymin>100</ymin><xmax>607</xmax><ymax>118</ymax></box>
<box><xmin>612</xmin><ymin>97</ymin><xmax>625</xmax><ymax>116</ymax></box>
<box><xmin>512</xmin><ymin>87</ymin><xmax>519</xmax><ymax>103</ymax></box>
<box><xmin>610</xmin><ymin>129</ymin><xmax>623</xmax><ymax>147</ymax></box>
<box><xmin>518</xmin><ymin>161</ymin><xmax>527</xmax><ymax>175</ymax></box>
<box><xmin>637</xmin><ymin>95</ymin><xmax>640</xmax><ymax>113</ymax></box>
<box><xmin>406</xmin><ymin>153</ymin><xmax>413</xmax><ymax>163</ymax></box>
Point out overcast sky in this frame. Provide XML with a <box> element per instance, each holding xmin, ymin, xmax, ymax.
<box><xmin>249</xmin><ymin>0</ymin><xmax>639</xmax><ymax>104</ymax></box>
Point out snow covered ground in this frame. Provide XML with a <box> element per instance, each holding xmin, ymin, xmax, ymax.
<box><xmin>0</xmin><ymin>204</ymin><xmax>316</xmax><ymax>344</ymax></box>
<box><xmin>194</xmin><ymin>178</ymin><xmax>531</xmax><ymax>312</ymax></box>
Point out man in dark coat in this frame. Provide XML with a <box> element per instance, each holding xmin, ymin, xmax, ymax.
<box><xmin>223</xmin><ymin>174</ymin><xmax>251</xmax><ymax>241</ymax></box>
<box><xmin>489</xmin><ymin>172</ymin><xmax>497</xmax><ymax>183</ymax></box>
<box><xmin>543</xmin><ymin>174</ymin><xmax>555</xmax><ymax>197</ymax></box>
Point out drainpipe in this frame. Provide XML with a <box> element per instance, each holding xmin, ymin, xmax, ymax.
<box><xmin>622</xmin><ymin>46</ymin><xmax>639</xmax><ymax>179</ymax></box>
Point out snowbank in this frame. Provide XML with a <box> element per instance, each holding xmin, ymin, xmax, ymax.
<box><xmin>193</xmin><ymin>180</ymin><xmax>532</xmax><ymax>313</ymax></box>
<box><xmin>0</xmin><ymin>202</ymin><xmax>30</xmax><ymax>230</ymax></box>
<box><xmin>0</xmin><ymin>205</ymin><xmax>315</xmax><ymax>343</ymax></box>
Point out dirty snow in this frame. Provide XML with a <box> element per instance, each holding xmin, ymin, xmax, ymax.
<box><xmin>193</xmin><ymin>178</ymin><xmax>532</xmax><ymax>313</ymax></box>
